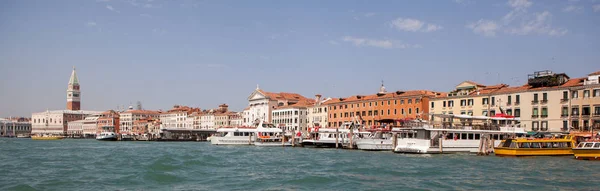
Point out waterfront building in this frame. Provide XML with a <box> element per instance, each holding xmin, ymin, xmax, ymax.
<box><xmin>67</xmin><ymin>119</ymin><xmax>85</xmax><ymax>136</ymax></box>
<box><xmin>307</xmin><ymin>94</ymin><xmax>331</xmax><ymax>129</ymax></box>
<box><xmin>0</xmin><ymin>118</ymin><xmax>31</xmax><ymax>137</ymax></box>
<box><xmin>569</xmin><ymin>71</ymin><xmax>600</xmax><ymax>130</ymax></box>
<box><xmin>200</xmin><ymin>110</ymin><xmax>216</xmax><ymax>129</ymax></box>
<box><xmin>159</xmin><ymin>105</ymin><xmax>200</xmax><ymax>129</ymax></box>
<box><xmin>97</xmin><ymin>110</ymin><xmax>120</xmax><ymax>134</ymax></box>
<box><xmin>429</xmin><ymin>70</ymin><xmax>600</xmax><ymax>132</ymax></box>
<box><xmin>132</xmin><ymin>117</ymin><xmax>161</xmax><ymax>135</ymax></box>
<box><xmin>230</xmin><ymin>113</ymin><xmax>243</xmax><ymax>127</ymax></box>
<box><xmin>119</xmin><ymin>110</ymin><xmax>161</xmax><ymax>134</ymax></box>
<box><xmin>32</xmin><ymin>110</ymin><xmax>100</xmax><ymax>135</ymax></box>
<box><xmin>82</xmin><ymin>114</ymin><xmax>100</xmax><ymax>137</ymax></box>
<box><xmin>245</xmin><ymin>85</ymin><xmax>313</xmax><ymax>125</ymax></box>
<box><xmin>271</xmin><ymin>102</ymin><xmax>312</xmax><ymax>132</ymax></box>
<box><xmin>325</xmin><ymin>83</ymin><xmax>443</xmax><ymax>128</ymax></box>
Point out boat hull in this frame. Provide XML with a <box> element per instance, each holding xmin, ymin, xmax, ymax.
<box><xmin>31</xmin><ymin>136</ymin><xmax>63</xmax><ymax>140</ymax></box>
<box><xmin>254</xmin><ymin>142</ymin><xmax>292</xmax><ymax>147</ymax></box>
<box><xmin>302</xmin><ymin>140</ymin><xmax>344</xmax><ymax>148</ymax></box>
<box><xmin>572</xmin><ymin>149</ymin><xmax>600</xmax><ymax>160</ymax></box>
<box><xmin>355</xmin><ymin>139</ymin><xmax>393</xmax><ymax>151</ymax></box>
<box><xmin>494</xmin><ymin>148</ymin><xmax>573</xmax><ymax>156</ymax></box>
<box><xmin>210</xmin><ymin>137</ymin><xmax>254</xmax><ymax>145</ymax></box>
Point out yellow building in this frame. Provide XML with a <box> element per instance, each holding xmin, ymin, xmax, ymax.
<box><xmin>430</xmin><ymin>70</ymin><xmax>600</xmax><ymax>132</ymax></box>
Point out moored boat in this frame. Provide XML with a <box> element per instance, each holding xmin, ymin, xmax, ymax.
<box><xmin>573</xmin><ymin>141</ymin><xmax>600</xmax><ymax>160</ymax></box>
<box><xmin>494</xmin><ymin>134</ymin><xmax>576</xmax><ymax>157</ymax></box>
<box><xmin>31</xmin><ymin>134</ymin><xmax>64</xmax><ymax>140</ymax></box>
<box><xmin>393</xmin><ymin>114</ymin><xmax>525</xmax><ymax>154</ymax></box>
<box><xmin>96</xmin><ymin>132</ymin><xmax>118</xmax><ymax>141</ymax></box>
<box><xmin>210</xmin><ymin>127</ymin><xmax>256</xmax><ymax>145</ymax></box>
<box><xmin>355</xmin><ymin>129</ymin><xmax>394</xmax><ymax>151</ymax></box>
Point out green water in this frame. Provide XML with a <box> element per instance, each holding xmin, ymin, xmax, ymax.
<box><xmin>0</xmin><ymin>138</ymin><xmax>598</xmax><ymax>190</ymax></box>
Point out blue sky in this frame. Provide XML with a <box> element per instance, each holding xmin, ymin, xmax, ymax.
<box><xmin>1</xmin><ymin>0</ymin><xmax>599</xmax><ymax>117</ymax></box>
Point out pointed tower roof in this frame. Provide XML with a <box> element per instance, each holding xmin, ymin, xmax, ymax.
<box><xmin>69</xmin><ymin>66</ymin><xmax>79</xmax><ymax>85</ymax></box>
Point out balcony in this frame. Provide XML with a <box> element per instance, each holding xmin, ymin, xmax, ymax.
<box><xmin>531</xmin><ymin>115</ymin><xmax>539</xmax><ymax>118</ymax></box>
<box><xmin>560</xmin><ymin>98</ymin><xmax>569</xmax><ymax>103</ymax></box>
<box><xmin>506</xmin><ymin>102</ymin><xmax>512</xmax><ymax>106</ymax></box>
<box><xmin>540</xmin><ymin>100</ymin><xmax>548</xmax><ymax>104</ymax></box>
<box><xmin>541</xmin><ymin>114</ymin><xmax>548</xmax><ymax>118</ymax></box>
<box><xmin>514</xmin><ymin>101</ymin><xmax>520</xmax><ymax>106</ymax></box>
<box><xmin>561</xmin><ymin>114</ymin><xmax>569</xmax><ymax>117</ymax></box>
<box><xmin>531</xmin><ymin>100</ymin><xmax>539</xmax><ymax>105</ymax></box>
<box><xmin>595</xmin><ymin>113</ymin><xmax>600</xmax><ymax>116</ymax></box>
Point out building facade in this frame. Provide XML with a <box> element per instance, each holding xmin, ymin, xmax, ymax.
<box><xmin>245</xmin><ymin>86</ymin><xmax>313</xmax><ymax>126</ymax></box>
<box><xmin>272</xmin><ymin>106</ymin><xmax>309</xmax><ymax>132</ymax></box>
<box><xmin>97</xmin><ymin>110</ymin><xmax>120</xmax><ymax>134</ymax></box>
<box><xmin>119</xmin><ymin>110</ymin><xmax>161</xmax><ymax>134</ymax></box>
<box><xmin>429</xmin><ymin>70</ymin><xmax>600</xmax><ymax>132</ymax></box>
<box><xmin>307</xmin><ymin>94</ymin><xmax>331</xmax><ymax>129</ymax></box>
<box><xmin>326</xmin><ymin>84</ymin><xmax>442</xmax><ymax>128</ymax></box>
<box><xmin>0</xmin><ymin>118</ymin><xmax>31</xmax><ymax>137</ymax></box>
<box><xmin>31</xmin><ymin>110</ymin><xmax>100</xmax><ymax>135</ymax></box>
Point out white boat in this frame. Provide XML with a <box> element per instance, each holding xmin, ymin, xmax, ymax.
<box><xmin>254</xmin><ymin>126</ymin><xmax>292</xmax><ymax>147</ymax></box>
<box><xmin>96</xmin><ymin>132</ymin><xmax>118</xmax><ymax>141</ymax></box>
<box><xmin>210</xmin><ymin>127</ymin><xmax>256</xmax><ymax>145</ymax></box>
<box><xmin>302</xmin><ymin>127</ymin><xmax>359</xmax><ymax>148</ymax></box>
<box><xmin>393</xmin><ymin>114</ymin><xmax>526</xmax><ymax>154</ymax></box>
<box><xmin>355</xmin><ymin>130</ymin><xmax>395</xmax><ymax>151</ymax></box>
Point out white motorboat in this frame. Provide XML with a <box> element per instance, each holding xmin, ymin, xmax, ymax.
<box><xmin>96</xmin><ymin>132</ymin><xmax>118</xmax><ymax>141</ymax></box>
<box><xmin>393</xmin><ymin>114</ymin><xmax>526</xmax><ymax>154</ymax></box>
<box><xmin>302</xmin><ymin>127</ymin><xmax>359</xmax><ymax>148</ymax></box>
<box><xmin>355</xmin><ymin>130</ymin><xmax>394</xmax><ymax>151</ymax></box>
<box><xmin>210</xmin><ymin>127</ymin><xmax>256</xmax><ymax>145</ymax></box>
<box><xmin>254</xmin><ymin>126</ymin><xmax>292</xmax><ymax>147</ymax></box>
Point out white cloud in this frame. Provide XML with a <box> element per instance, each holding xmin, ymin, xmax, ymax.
<box><xmin>467</xmin><ymin>19</ymin><xmax>499</xmax><ymax>37</ymax></box>
<box><xmin>106</xmin><ymin>5</ymin><xmax>119</xmax><ymax>13</ymax></box>
<box><xmin>562</xmin><ymin>5</ymin><xmax>583</xmax><ymax>12</ymax></box>
<box><xmin>364</xmin><ymin>13</ymin><xmax>376</xmax><ymax>17</ymax></box>
<box><xmin>594</xmin><ymin>4</ymin><xmax>600</xmax><ymax>12</ymax></box>
<box><xmin>341</xmin><ymin>36</ymin><xmax>419</xmax><ymax>49</ymax></box>
<box><xmin>507</xmin><ymin>0</ymin><xmax>532</xmax><ymax>10</ymax></box>
<box><xmin>139</xmin><ymin>13</ymin><xmax>152</xmax><ymax>18</ymax></box>
<box><xmin>505</xmin><ymin>11</ymin><xmax>567</xmax><ymax>36</ymax></box>
<box><xmin>425</xmin><ymin>24</ymin><xmax>443</xmax><ymax>32</ymax></box>
<box><xmin>85</xmin><ymin>21</ymin><xmax>97</xmax><ymax>27</ymax></box>
<box><xmin>328</xmin><ymin>40</ymin><xmax>339</xmax><ymax>45</ymax></box>
<box><xmin>342</xmin><ymin>36</ymin><xmax>393</xmax><ymax>48</ymax></box>
<box><xmin>389</xmin><ymin>18</ymin><xmax>442</xmax><ymax>32</ymax></box>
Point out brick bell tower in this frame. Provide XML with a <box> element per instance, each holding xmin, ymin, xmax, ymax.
<box><xmin>67</xmin><ymin>66</ymin><xmax>81</xmax><ymax>110</ymax></box>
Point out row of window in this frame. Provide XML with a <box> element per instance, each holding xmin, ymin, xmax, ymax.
<box><xmin>272</xmin><ymin>118</ymin><xmax>306</xmax><ymax>124</ymax></box>
<box><xmin>569</xmin><ymin>89</ymin><xmax>600</xmax><ymax>99</ymax></box>
<box><xmin>563</xmin><ymin>106</ymin><xmax>600</xmax><ymax>116</ymax></box>
<box><xmin>330</xmin><ymin>108</ymin><xmax>419</xmax><ymax>119</ymax></box>
<box><xmin>1</xmin><ymin>126</ymin><xmax>30</xmax><ymax>131</ymax></box>
<box><xmin>330</xmin><ymin>98</ymin><xmax>420</xmax><ymax>110</ymax></box>
<box><xmin>273</xmin><ymin>110</ymin><xmax>302</xmax><ymax>116</ymax></box>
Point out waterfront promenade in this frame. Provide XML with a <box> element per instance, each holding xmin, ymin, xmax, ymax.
<box><xmin>1</xmin><ymin>138</ymin><xmax>598</xmax><ymax>190</ymax></box>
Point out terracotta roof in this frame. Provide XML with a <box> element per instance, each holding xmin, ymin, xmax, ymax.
<box><xmin>589</xmin><ymin>70</ymin><xmax>600</xmax><ymax>76</ymax></box>
<box><xmin>123</xmin><ymin>110</ymin><xmax>162</xmax><ymax>115</ymax></box>
<box><xmin>468</xmin><ymin>84</ymin><xmax>508</xmax><ymax>95</ymax></box>
<box><xmin>323</xmin><ymin>90</ymin><xmax>441</xmax><ymax>105</ymax></box>
<box><xmin>257</xmin><ymin>90</ymin><xmax>311</xmax><ymax>102</ymax></box>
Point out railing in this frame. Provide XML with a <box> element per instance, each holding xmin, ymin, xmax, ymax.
<box><xmin>514</xmin><ymin>101</ymin><xmax>520</xmax><ymax>106</ymax></box>
<box><xmin>561</xmin><ymin>114</ymin><xmax>569</xmax><ymax>117</ymax></box>
<box><xmin>540</xmin><ymin>100</ymin><xmax>548</xmax><ymax>104</ymax></box>
<box><xmin>541</xmin><ymin>114</ymin><xmax>548</xmax><ymax>118</ymax></box>
<box><xmin>560</xmin><ymin>98</ymin><xmax>569</xmax><ymax>103</ymax></box>
<box><xmin>531</xmin><ymin>100</ymin><xmax>539</xmax><ymax>104</ymax></box>
<box><xmin>506</xmin><ymin>102</ymin><xmax>512</xmax><ymax>106</ymax></box>
<box><xmin>531</xmin><ymin>115</ymin><xmax>539</xmax><ymax>118</ymax></box>
<box><xmin>595</xmin><ymin>113</ymin><xmax>600</xmax><ymax>116</ymax></box>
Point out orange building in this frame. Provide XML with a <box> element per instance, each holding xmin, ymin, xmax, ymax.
<box><xmin>97</xmin><ymin>110</ymin><xmax>120</xmax><ymax>134</ymax></box>
<box><xmin>325</xmin><ymin>84</ymin><xmax>444</xmax><ymax>128</ymax></box>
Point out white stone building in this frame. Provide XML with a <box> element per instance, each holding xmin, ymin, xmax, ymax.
<box><xmin>200</xmin><ymin>110</ymin><xmax>216</xmax><ymax>129</ymax></box>
<box><xmin>245</xmin><ymin>86</ymin><xmax>313</xmax><ymax>126</ymax></box>
<box><xmin>272</xmin><ymin>105</ymin><xmax>310</xmax><ymax>132</ymax></box>
<box><xmin>0</xmin><ymin>118</ymin><xmax>31</xmax><ymax>137</ymax></box>
<box><xmin>31</xmin><ymin>110</ymin><xmax>101</xmax><ymax>135</ymax></box>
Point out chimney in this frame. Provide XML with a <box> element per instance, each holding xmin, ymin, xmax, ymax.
<box><xmin>315</xmin><ymin>94</ymin><xmax>322</xmax><ymax>103</ymax></box>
